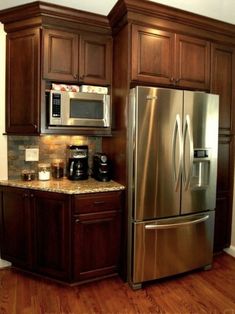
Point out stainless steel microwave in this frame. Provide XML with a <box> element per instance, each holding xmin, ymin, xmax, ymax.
<box><xmin>49</xmin><ymin>90</ymin><xmax>111</xmax><ymax>128</ymax></box>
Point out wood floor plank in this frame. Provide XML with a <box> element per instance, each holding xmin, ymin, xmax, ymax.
<box><xmin>0</xmin><ymin>253</ymin><xmax>235</xmax><ymax>313</ymax></box>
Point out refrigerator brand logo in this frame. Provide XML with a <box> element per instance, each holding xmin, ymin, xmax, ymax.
<box><xmin>146</xmin><ymin>95</ymin><xmax>158</xmax><ymax>100</ymax></box>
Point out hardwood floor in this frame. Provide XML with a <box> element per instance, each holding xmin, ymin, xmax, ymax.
<box><xmin>0</xmin><ymin>253</ymin><xmax>235</xmax><ymax>313</ymax></box>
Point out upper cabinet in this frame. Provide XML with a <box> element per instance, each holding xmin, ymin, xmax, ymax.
<box><xmin>211</xmin><ymin>43</ymin><xmax>235</xmax><ymax>133</ymax></box>
<box><xmin>43</xmin><ymin>29</ymin><xmax>79</xmax><ymax>82</ymax></box>
<box><xmin>43</xmin><ymin>29</ymin><xmax>112</xmax><ymax>85</ymax></box>
<box><xmin>80</xmin><ymin>33</ymin><xmax>112</xmax><ymax>85</ymax></box>
<box><xmin>131</xmin><ymin>25</ymin><xmax>210</xmax><ymax>90</ymax></box>
<box><xmin>0</xmin><ymin>2</ymin><xmax>112</xmax><ymax>135</ymax></box>
<box><xmin>6</xmin><ymin>28</ymin><xmax>40</xmax><ymax>134</ymax></box>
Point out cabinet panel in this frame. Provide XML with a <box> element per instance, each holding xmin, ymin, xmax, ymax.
<box><xmin>131</xmin><ymin>24</ymin><xmax>174</xmax><ymax>84</ymax></box>
<box><xmin>43</xmin><ymin>28</ymin><xmax>79</xmax><ymax>82</ymax></box>
<box><xmin>175</xmin><ymin>34</ymin><xmax>210</xmax><ymax>90</ymax></box>
<box><xmin>214</xmin><ymin>194</ymin><xmax>231</xmax><ymax>252</ymax></box>
<box><xmin>6</xmin><ymin>29</ymin><xmax>40</xmax><ymax>134</ymax></box>
<box><xmin>214</xmin><ymin>135</ymin><xmax>234</xmax><ymax>251</ymax></box>
<box><xmin>211</xmin><ymin>44</ymin><xmax>235</xmax><ymax>133</ymax></box>
<box><xmin>32</xmin><ymin>191</ymin><xmax>70</xmax><ymax>280</ymax></box>
<box><xmin>80</xmin><ymin>34</ymin><xmax>112</xmax><ymax>85</ymax></box>
<box><xmin>0</xmin><ymin>187</ymin><xmax>32</xmax><ymax>269</ymax></box>
<box><xmin>73</xmin><ymin>210</ymin><xmax>121</xmax><ymax>281</ymax></box>
<box><xmin>217</xmin><ymin>136</ymin><xmax>232</xmax><ymax>193</ymax></box>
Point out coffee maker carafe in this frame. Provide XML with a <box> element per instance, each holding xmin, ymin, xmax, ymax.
<box><xmin>67</xmin><ymin>145</ymin><xmax>88</xmax><ymax>180</ymax></box>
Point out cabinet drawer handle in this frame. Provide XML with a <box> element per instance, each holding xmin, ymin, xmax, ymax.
<box><xmin>93</xmin><ymin>201</ymin><xmax>105</xmax><ymax>206</ymax></box>
<box><xmin>75</xmin><ymin>218</ymin><xmax>80</xmax><ymax>223</ymax></box>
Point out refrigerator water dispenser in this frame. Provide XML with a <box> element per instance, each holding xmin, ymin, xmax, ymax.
<box><xmin>191</xmin><ymin>149</ymin><xmax>210</xmax><ymax>189</ymax></box>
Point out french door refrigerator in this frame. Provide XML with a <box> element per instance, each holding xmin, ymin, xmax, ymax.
<box><xmin>128</xmin><ymin>86</ymin><xmax>219</xmax><ymax>289</ymax></box>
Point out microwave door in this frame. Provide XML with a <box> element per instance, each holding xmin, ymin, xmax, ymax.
<box><xmin>67</xmin><ymin>93</ymin><xmax>109</xmax><ymax>127</ymax></box>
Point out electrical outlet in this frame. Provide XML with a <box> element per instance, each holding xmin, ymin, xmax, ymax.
<box><xmin>25</xmin><ymin>148</ymin><xmax>39</xmax><ymax>161</ymax></box>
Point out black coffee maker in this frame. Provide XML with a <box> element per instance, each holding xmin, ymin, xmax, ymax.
<box><xmin>92</xmin><ymin>153</ymin><xmax>111</xmax><ymax>182</ymax></box>
<box><xmin>67</xmin><ymin>145</ymin><xmax>88</xmax><ymax>180</ymax></box>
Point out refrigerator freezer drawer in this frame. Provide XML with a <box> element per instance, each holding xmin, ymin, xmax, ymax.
<box><xmin>132</xmin><ymin>211</ymin><xmax>214</xmax><ymax>284</ymax></box>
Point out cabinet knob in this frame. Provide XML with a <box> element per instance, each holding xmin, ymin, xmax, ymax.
<box><xmin>75</xmin><ymin>218</ymin><xmax>80</xmax><ymax>224</ymax></box>
<box><xmin>175</xmin><ymin>78</ymin><xmax>180</xmax><ymax>83</ymax></box>
<box><xmin>33</xmin><ymin>124</ymin><xmax>37</xmax><ymax>130</ymax></box>
<box><xmin>73</xmin><ymin>74</ymin><xmax>78</xmax><ymax>79</ymax></box>
<box><xmin>23</xmin><ymin>193</ymin><xmax>28</xmax><ymax>198</ymax></box>
<box><xmin>169</xmin><ymin>77</ymin><xmax>174</xmax><ymax>83</ymax></box>
<box><xmin>79</xmin><ymin>75</ymin><xmax>84</xmax><ymax>81</ymax></box>
<box><xmin>30</xmin><ymin>194</ymin><xmax>34</xmax><ymax>198</ymax></box>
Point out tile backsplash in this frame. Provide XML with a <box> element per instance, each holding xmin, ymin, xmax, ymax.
<box><xmin>8</xmin><ymin>135</ymin><xmax>102</xmax><ymax>179</ymax></box>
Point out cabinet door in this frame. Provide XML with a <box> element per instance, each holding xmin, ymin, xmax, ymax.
<box><xmin>6</xmin><ymin>28</ymin><xmax>40</xmax><ymax>134</ymax></box>
<box><xmin>43</xmin><ymin>28</ymin><xmax>79</xmax><ymax>82</ymax></box>
<box><xmin>214</xmin><ymin>135</ymin><xmax>234</xmax><ymax>252</ymax></box>
<box><xmin>32</xmin><ymin>191</ymin><xmax>70</xmax><ymax>280</ymax></box>
<box><xmin>211</xmin><ymin>43</ymin><xmax>235</xmax><ymax>133</ymax></box>
<box><xmin>73</xmin><ymin>210</ymin><xmax>121</xmax><ymax>281</ymax></box>
<box><xmin>0</xmin><ymin>187</ymin><xmax>32</xmax><ymax>269</ymax></box>
<box><xmin>175</xmin><ymin>34</ymin><xmax>210</xmax><ymax>90</ymax></box>
<box><xmin>80</xmin><ymin>33</ymin><xmax>112</xmax><ymax>85</ymax></box>
<box><xmin>131</xmin><ymin>24</ymin><xmax>174</xmax><ymax>85</ymax></box>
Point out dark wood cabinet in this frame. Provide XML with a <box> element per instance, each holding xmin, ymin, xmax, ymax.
<box><xmin>175</xmin><ymin>34</ymin><xmax>210</xmax><ymax>90</ymax></box>
<box><xmin>32</xmin><ymin>190</ymin><xmax>70</xmax><ymax>280</ymax></box>
<box><xmin>211</xmin><ymin>43</ymin><xmax>235</xmax><ymax>133</ymax></box>
<box><xmin>6</xmin><ymin>28</ymin><xmax>40</xmax><ymax>134</ymax></box>
<box><xmin>0</xmin><ymin>187</ymin><xmax>32</xmax><ymax>269</ymax></box>
<box><xmin>211</xmin><ymin>43</ymin><xmax>235</xmax><ymax>251</ymax></box>
<box><xmin>0</xmin><ymin>187</ymin><xmax>70</xmax><ymax>281</ymax></box>
<box><xmin>43</xmin><ymin>29</ymin><xmax>79</xmax><ymax>82</ymax></box>
<box><xmin>131</xmin><ymin>24</ymin><xmax>210</xmax><ymax>90</ymax></box>
<box><xmin>0</xmin><ymin>186</ymin><xmax>123</xmax><ymax>283</ymax></box>
<box><xmin>72</xmin><ymin>192</ymin><xmax>122</xmax><ymax>281</ymax></box>
<box><xmin>80</xmin><ymin>33</ymin><xmax>112</xmax><ymax>85</ymax></box>
<box><xmin>1</xmin><ymin>3</ymin><xmax>112</xmax><ymax>135</ymax></box>
<box><xmin>43</xmin><ymin>28</ymin><xmax>112</xmax><ymax>85</ymax></box>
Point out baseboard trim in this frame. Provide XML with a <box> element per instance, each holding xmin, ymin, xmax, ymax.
<box><xmin>224</xmin><ymin>245</ymin><xmax>235</xmax><ymax>258</ymax></box>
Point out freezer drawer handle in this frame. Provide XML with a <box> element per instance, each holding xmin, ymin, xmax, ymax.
<box><xmin>145</xmin><ymin>215</ymin><xmax>209</xmax><ymax>230</ymax></box>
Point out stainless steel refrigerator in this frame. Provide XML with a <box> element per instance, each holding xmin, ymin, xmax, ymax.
<box><xmin>127</xmin><ymin>86</ymin><xmax>219</xmax><ymax>289</ymax></box>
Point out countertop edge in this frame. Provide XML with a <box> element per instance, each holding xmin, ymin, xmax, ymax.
<box><xmin>0</xmin><ymin>179</ymin><xmax>125</xmax><ymax>195</ymax></box>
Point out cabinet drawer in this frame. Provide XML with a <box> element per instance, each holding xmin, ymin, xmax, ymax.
<box><xmin>73</xmin><ymin>191</ymin><xmax>122</xmax><ymax>214</ymax></box>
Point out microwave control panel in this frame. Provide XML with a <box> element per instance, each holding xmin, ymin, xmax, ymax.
<box><xmin>52</xmin><ymin>93</ymin><xmax>61</xmax><ymax>117</ymax></box>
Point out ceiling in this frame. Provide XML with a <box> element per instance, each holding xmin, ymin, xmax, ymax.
<box><xmin>0</xmin><ymin>0</ymin><xmax>234</xmax><ymax>25</ymax></box>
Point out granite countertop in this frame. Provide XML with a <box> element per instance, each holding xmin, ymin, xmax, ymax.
<box><xmin>0</xmin><ymin>178</ymin><xmax>125</xmax><ymax>194</ymax></box>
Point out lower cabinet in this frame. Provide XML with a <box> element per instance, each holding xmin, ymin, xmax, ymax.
<box><xmin>72</xmin><ymin>191</ymin><xmax>122</xmax><ymax>282</ymax></box>
<box><xmin>73</xmin><ymin>210</ymin><xmax>122</xmax><ymax>281</ymax></box>
<box><xmin>32</xmin><ymin>190</ymin><xmax>70</xmax><ymax>280</ymax></box>
<box><xmin>0</xmin><ymin>187</ymin><xmax>32</xmax><ymax>269</ymax></box>
<box><xmin>0</xmin><ymin>186</ymin><xmax>123</xmax><ymax>284</ymax></box>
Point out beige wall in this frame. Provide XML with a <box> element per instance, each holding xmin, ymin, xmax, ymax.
<box><xmin>0</xmin><ymin>23</ymin><xmax>7</xmax><ymax>180</ymax></box>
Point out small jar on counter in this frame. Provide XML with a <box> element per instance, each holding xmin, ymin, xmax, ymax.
<box><xmin>21</xmin><ymin>169</ymin><xmax>36</xmax><ymax>181</ymax></box>
<box><xmin>38</xmin><ymin>163</ymin><xmax>51</xmax><ymax>181</ymax></box>
<box><xmin>51</xmin><ymin>159</ymin><xmax>64</xmax><ymax>179</ymax></box>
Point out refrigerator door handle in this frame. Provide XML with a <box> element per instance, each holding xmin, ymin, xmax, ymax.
<box><xmin>145</xmin><ymin>214</ymin><xmax>210</xmax><ymax>230</ymax></box>
<box><xmin>183</xmin><ymin>114</ymin><xmax>194</xmax><ymax>190</ymax></box>
<box><xmin>172</xmin><ymin>114</ymin><xmax>183</xmax><ymax>191</ymax></box>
